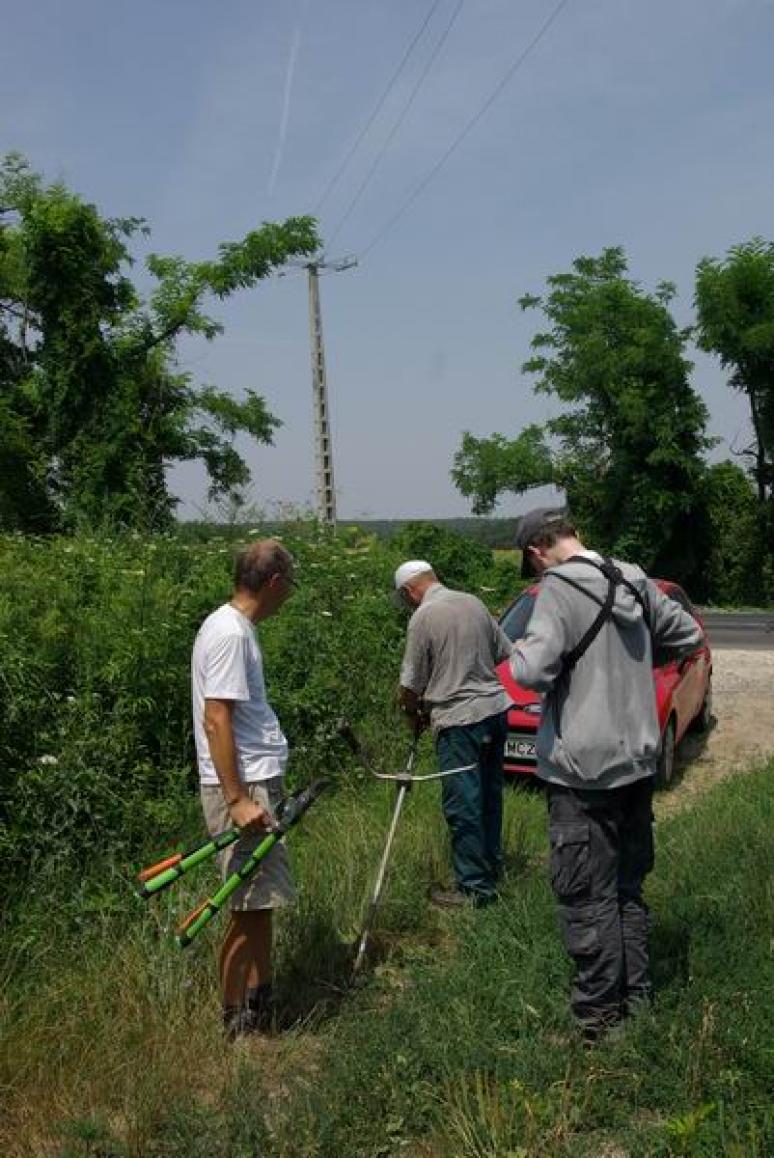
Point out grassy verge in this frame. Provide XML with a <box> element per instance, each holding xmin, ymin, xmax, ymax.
<box><xmin>2</xmin><ymin>764</ymin><xmax>772</xmax><ymax>1156</ymax></box>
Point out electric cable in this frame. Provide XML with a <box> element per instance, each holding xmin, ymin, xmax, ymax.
<box><xmin>325</xmin><ymin>0</ymin><xmax>465</xmax><ymax>252</ymax></box>
<box><xmin>314</xmin><ymin>0</ymin><xmax>445</xmax><ymax>215</ymax></box>
<box><xmin>358</xmin><ymin>0</ymin><xmax>572</xmax><ymax>258</ymax></box>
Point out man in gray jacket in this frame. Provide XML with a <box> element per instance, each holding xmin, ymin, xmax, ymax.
<box><xmin>511</xmin><ymin>508</ymin><xmax>703</xmax><ymax>1043</ymax></box>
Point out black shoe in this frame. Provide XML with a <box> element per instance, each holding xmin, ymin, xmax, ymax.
<box><xmin>223</xmin><ymin>983</ymin><xmax>275</xmax><ymax>1040</ymax></box>
<box><xmin>223</xmin><ymin>1005</ymin><xmax>255</xmax><ymax>1041</ymax></box>
<box><xmin>246</xmin><ymin>982</ymin><xmax>275</xmax><ymax>1032</ymax></box>
<box><xmin>471</xmin><ymin>891</ymin><xmax>499</xmax><ymax>909</ymax></box>
<box><xmin>579</xmin><ymin>1018</ymin><xmax>625</xmax><ymax>1049</ymax></box>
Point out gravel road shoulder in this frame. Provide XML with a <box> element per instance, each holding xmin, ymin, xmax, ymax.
<box><xmin>657</xmin><ymin>649</ymin><xmax>774</xmax><ymax>818</ymax></box>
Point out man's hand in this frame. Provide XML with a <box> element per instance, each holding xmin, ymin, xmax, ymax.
<box><xmin>228</xmin><ymin>794</ymin><xmax>274</xmax><ymax>833</ymax></box>
<box><xmin>398</xmin><ymin>685</ymin><xmax>429</xmax><ymax>733</ymax></box>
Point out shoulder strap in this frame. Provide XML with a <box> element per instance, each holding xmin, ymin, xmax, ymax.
<box><xmin>550</xmin><ymin>556</ymin><xmax>651</xmax><ymax>634</ymax></box>
<box><xmin>548</xmin><ymin>556</ymin><xmax>651</xmax><ymax>674</ymax></box>
<box><xmin>547</xmin><ymin>556</ymin><xmax>651</xmax><ymax>738</ymax></box>
<box><xmin>560</xmin><ymin>567</ymin><xmax>617</xmax><ymax>674</ymax></box>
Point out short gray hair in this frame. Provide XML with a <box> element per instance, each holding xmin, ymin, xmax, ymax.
<box><xmin>234</xmin><ymin>539</ymin><xmax>294</xmax><ymax>593</ymax></box>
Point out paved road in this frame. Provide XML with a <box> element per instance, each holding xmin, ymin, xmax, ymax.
<box><xmin>699</xmin><ymin>609</ymin><xmax>774</xmax><ymax>650</ymax></box>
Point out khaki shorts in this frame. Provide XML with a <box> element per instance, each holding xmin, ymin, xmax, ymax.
<box><xmin>200</xmin><ymin>778</ymin><xmax>296</xmax><ymax>911</ymax></box>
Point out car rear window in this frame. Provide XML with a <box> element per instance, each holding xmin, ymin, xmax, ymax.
<box><xmin>499</xmin><ymin>592</ymin><xmax>536</xmax><ymax>642</ymax></box>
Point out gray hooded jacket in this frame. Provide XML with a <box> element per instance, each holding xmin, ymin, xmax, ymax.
<box><xmin>509</xmin><ymin>554</ymin><xmax>703</xmax><ymax>790</ymax></box>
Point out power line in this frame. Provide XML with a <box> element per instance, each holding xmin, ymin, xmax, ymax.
<box><xmin>326</xmin><ymin>0</ymin><xmax>465</xmax><ymax>252</ymax></box>
<box><xmin>358</xmin><ymin>0</ymin><xmax>572</xmax><ymax>259</ymax></box>
<box><xmin>313</xmin><ymin>0</ymin><xmax>445</xmax><ymax>215</ymax></box>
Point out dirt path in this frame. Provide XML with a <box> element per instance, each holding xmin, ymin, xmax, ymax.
<box><xmin>657</xmin><ymin>649</ymin><xmax>774</xmax><ymax>818</ymax></box>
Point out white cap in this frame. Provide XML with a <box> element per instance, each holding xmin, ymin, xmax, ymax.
<box><xmin>394</xmin><ymin>559</ymin><xmax>433</xmax><ymax>590</ymax></box>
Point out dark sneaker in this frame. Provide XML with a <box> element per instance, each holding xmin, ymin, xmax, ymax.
<box><xmin>223</xmin><ymin>983</ymin><xmax>275</xmax><ymax>1040</ymax></box>
<box><xmin>223</xmin><ymin>1005</ymin><xmax>254</xmax><ymax>1041</ymax></box>
<box><xmin>245</xmin><ymin>982</ymin><xmax>275</xmax><ymax>1032</ymax></box>
<box><xmin>471</xmin><ymin>891</ymin><xmax>499</xmax><ymax>909</ymax></box>
<box><xmin>580</xmin><ymin>1018</ymin><xmax>625</xmax><ymax>1049</ymax></box>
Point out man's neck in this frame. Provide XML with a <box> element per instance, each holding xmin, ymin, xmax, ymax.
<box><xmin>417</xmin><ymin>579</ymin><xmax>441</xmax><ymax>604</ymax></box>
<box><xmin>552</xmin><ymin>537</ymin><xmax>586</xmax><ymax>565</ymax></box>
<box><xmin>230</xmin><ymin>593</ymin><xmax>262</xmax><ymax>623</ymax></box>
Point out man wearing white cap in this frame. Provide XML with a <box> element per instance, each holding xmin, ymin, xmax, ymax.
<box><xmin>394</xmin><ymin>560</ymin><xmax>513</xmax><ymax>907</ymax></box>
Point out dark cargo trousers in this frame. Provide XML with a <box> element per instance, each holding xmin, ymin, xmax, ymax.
<box><xmin>436</xmin><ymin>711</ymin><xmax>507</xmax><ymax>902</ymax></box>
<box><xmin>546</xmin><ymin>776</ymin><xmax>655</xmax><ymax>1035</ymax></box>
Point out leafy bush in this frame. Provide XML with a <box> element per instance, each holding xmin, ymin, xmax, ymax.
<box><xmin>1</xmin><ymin>526</ymin><xmax>516</xmax><ymax>883</ymax></box>
<box><xmin>390</xmin><ymin>520</ymin><xmax>494</xmax><ymax>589</ymax></box>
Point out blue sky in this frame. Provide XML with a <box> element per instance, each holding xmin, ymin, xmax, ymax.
<box><xmin>3</xmin><ymin>0</ymin><xmax>773</xmax><ymax>519</ymax></box>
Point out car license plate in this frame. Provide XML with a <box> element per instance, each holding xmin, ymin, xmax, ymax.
<box><xmin>505</xmin><ymin>735</ymin><xmax>536</xmax><ymax>761</ymax></box>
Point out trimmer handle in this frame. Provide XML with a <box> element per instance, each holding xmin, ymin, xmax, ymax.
<box><xmin>336</xmin><ymin>718</ymin><xmax>362</xmax><ymax>756</ymax></box>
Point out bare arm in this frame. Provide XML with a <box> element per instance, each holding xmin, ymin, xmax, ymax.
<box><xmin>203</xmin><ymin>698</ymin><xmax>271</xmax><ymax>831</ymax></box>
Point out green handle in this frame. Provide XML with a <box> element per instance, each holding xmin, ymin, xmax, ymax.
<box><xmin>139</xmin><ymin>828</ymin><xmax>240</xmax><ymax>898</ymax></box>
<box><xmin>177</xmin><ymin>832</ymin><xmax>277</xmax><ymax>947</ymax></box>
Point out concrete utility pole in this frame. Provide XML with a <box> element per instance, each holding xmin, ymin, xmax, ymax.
<box><xmin>305</xmin><ymin>255</ymin><xmax>356</xmax><ymax>528</ymax></box>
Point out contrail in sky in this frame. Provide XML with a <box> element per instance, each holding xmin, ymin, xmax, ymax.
<box><xmin>267</xmin><ymin>2</ymin><xmax>307</xmax><ymax>196</ymax></box>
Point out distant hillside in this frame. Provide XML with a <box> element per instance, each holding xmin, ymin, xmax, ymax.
<box><xmin>177</xmin><ymin>517</ymin><xmax>521</xmax><ymax>549</ymax></box>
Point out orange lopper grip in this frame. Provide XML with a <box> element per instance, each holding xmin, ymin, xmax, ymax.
<box><xmin>138</xmin><ymin>853</ymin><xmax>182</xmax><ymax>883</ymax></box>
<box><xmin>177</xmin><ymin>900</ymin><xmax>209</xmax><ymax>936</ymax></box>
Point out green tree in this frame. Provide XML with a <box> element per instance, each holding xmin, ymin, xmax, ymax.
<box><xmin>693</xmin><ymin>461</ymin><xmax>760</xmax><ymax>605</ymax></box>
<box><xmin>391</xmin><ymin>521</ymin><xmax>493</xmax><ymax>590</ymax></box>
<box><xmin>452</xmin><ymin>248</ymin><xmax>711</xmax><ymax>584</ymax></box>
<box><xmin>0</xmin><ymin>154</ymin><xmax>319</xmax><ymax>530</ymax></box>
<box><xmin>695</xmin><ymin>238</ymin><xmax>774</xmax><ymax>504</ymax></box>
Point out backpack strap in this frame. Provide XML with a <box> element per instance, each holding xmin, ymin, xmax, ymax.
<box><xmin>550</xmin><ymin>556</ymin><xmax>651</xmax><ymax>643</ymax></box>
<box><xmin>556</xmin><ymin>562</ymin><xmax>618</xmax><ymax>674</ymax></box>
<box><xmin>546</xmin><ymin>556</ymin><xmax>651</xmax><ymax>736</ymax></box>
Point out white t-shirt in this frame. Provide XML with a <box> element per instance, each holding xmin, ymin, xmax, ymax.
<box><xmin>191</xmin><ymin>603</ymin><xmax>289</xmax><ymax>786</ymax></box>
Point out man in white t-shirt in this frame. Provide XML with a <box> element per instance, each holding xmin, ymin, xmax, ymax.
<box><xmin>192</xmin><ymin>538</ymin><xmax>297</xmax><ymax>1038</ymax></box>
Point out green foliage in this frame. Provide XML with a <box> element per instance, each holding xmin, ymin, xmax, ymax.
<box><xmin>0</xmin><ymin>154</ymin><xmax>320</xmax><ymax>530</ymax></box>
<box><xmin>453</xmin><ymin>248</ymin><xmax>712</xmax><ymax>589</ymax></box>
<box><xmin>690</xmin><ymin>461</ymin><xmax>765</xmax><ymax>605</ymax></box>
<box><xmin>390</xmin><ymin>520</ymin><xmax>494</xmax><ymax>589</ymax></box>
<box><xmin>695</xmin><ymin>237</ymin><xmax>774</xmax><ymax>504</ymax></box>
<box><xmin>452</xmin><ymin>426</ymin><xmax>554</xmax><ymax>516</ymax></box>
<box><xmin>3</xmin><ymin>528</ymin><xmax>505</xmax><ymax>881</ymax></box>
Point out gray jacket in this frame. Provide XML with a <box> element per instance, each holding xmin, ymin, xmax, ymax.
<box><xmin>510</xmin><ymin>555</ymin><xmax>703</xmax><ymax>790</ymax></box>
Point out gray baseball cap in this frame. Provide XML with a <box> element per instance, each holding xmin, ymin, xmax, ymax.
<box><xmin>515</xmin><ymin>507</ymin><xmax>569</xmax><ymax>577</ymax></box>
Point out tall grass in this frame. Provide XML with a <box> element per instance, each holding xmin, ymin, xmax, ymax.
<box><xmin>1</xmin><ymin>767</ymin><xmax>772</xmax><ymax>1156</ymax></box>
<box><xmin>1</xmin><ymin>530</ymin><xmax>772</xmax><ymax>1154</ymax></box>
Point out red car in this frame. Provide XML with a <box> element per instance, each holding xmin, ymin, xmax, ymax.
<box><xmin>496</xmin><ymin>580</ymin><xmax>713</xmax><ymax>787</ymax></box>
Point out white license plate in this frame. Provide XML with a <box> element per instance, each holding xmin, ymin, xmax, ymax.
<box><xmin>505</xmin><ymin>735</ymin><xmax>536</xmax><ymax>761</ymax></box>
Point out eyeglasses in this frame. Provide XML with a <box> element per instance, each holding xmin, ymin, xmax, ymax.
<box><xmin>274</xmin><ymin>571</ymin><xmax>298</xmax><ymax>590</ymax></box>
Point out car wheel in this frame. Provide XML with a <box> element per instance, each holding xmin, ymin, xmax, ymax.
<box><xmin>656</xmin><ymin>717</ymin><xmax>677</xmax><ymax>789</ymax></box>
<box><xmin>689</xmin><ymin>676</ymin><xmax>713</xmax><ymax>734</ymax></box>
